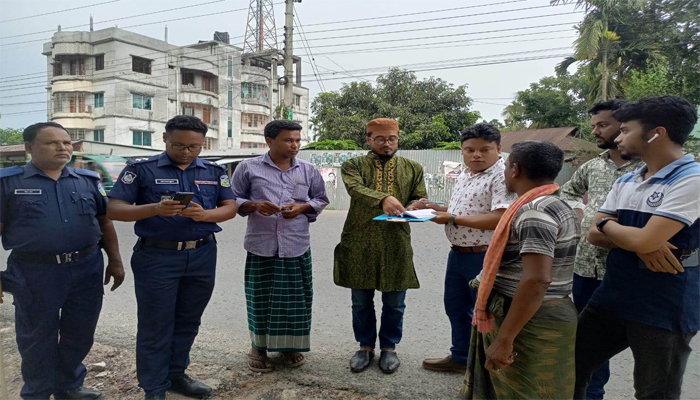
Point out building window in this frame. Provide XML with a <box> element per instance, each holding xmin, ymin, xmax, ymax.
<box><xmin>227</xmin><ymin>59</ymin><xmax>233</xmax><ymax>77</ymax></box>
<box><xmin>93</xmin><ymin>129</ymin><xmax>105</xmax><ymax>142</ymax></box>
<box><xmin>133</xmin><ymin>131</ymin><xmax>152</xmax><ymax>146</ymax></box>
<box><xmin>66</xmin><ymin>129</ymin><xmax>89</xmax><ymax>141</ymax></box>
<box><xmin>53</xmin><ymin>62</ymin><xmax>62</xmax><ymax>77</ymax></box>
<box><xmin>294</xmin><ymin>94</ymin><xmax>301</xmax><ymax>107</ymax></box>
<box><xmin>227</xmin><ymin>119</ymin><xmax>232</xmax><ymax>138</ymax></box>
<box><xmin>94</xmin><ymin>93</ymin><xmax>104</xmax><ymax>108</ymax></box>
<box><xmin>202</xmin><ymin>76</ymin><xmax>211</xmax><ymax>92</ymax></box>
<box><xmin>203</xmin><ymin>107</ymin><xmax>211</xmax><ymax>124</ymax></box>
<box><xmin>133</xmin><ymin>94</ymin><xmax>152</xmax><ymax>110</ymax></box>
<box><xmin>204</xmin><ymin>137</ymin><xmax>217</xmax><ymax>150</ymax></box>
<box><xmin>132</xmin><ymin>56</ymin><xmax>152</xmax><ymax>75</ymax></box>
<box><xmin>182</xmin><ymin>72</ymin><xmax>195</xmax><ymax>86</ymax></box>
<box><xmin>241</xmin><ymin>82</ymin><xmax>268</xmax><ymax>104</ymax></box>
<box><xmin>95</xmin><ymin>55</ymin><xmax>104</xmax><ymax>71</ymax></box>
<box><xmin>54</xmin><ymin>93</ymin><xmax>90</xmax><ymax>113</ymax></box>
<box><xmin>69</xmin><ymin>58</ymin><xmax>86</xmax><ymax>75</ymax></box>
<box><xmin>183</xmin><ymin>106</ymin><xmax>194</xmax><ymax>116</ymax></box>
<box><xmin>228</xmin><ymin>90</ymin><xmax>233</xmax><ymax>107</ymax></box>
<box><xmin>242</xmin><ymin>113</ymin><xmax>267</xmax><ymax>128</ymax></box>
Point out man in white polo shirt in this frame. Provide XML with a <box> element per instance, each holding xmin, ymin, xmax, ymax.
<box><xmin>577</xmin><ymin>96</ymin><xmax>700</xmax><ymax>399</ymax></box>
<box><xmin>417</xmin><ymin>123</ymin><xmax>516</xmax><ymax>373</ymax></box>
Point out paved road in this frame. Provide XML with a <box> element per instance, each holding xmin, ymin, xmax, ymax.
<box><xmin>1</xmin><ymin>210</ymin><xmax>699</xmax><ymax>399</ymax></box>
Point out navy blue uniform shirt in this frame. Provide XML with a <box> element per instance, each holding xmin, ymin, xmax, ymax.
<box><xmin>108</xmin><ymin>152</ymin><xmax>235</xmax><ymax>242</ymax></box>
<box><xmin>0</xmin><ymin>162</ymin><xmax>107</xmax><ymax>254</ymax></box>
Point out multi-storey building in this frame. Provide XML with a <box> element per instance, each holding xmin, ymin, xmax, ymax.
<box><xmin>43</xmin><ymin>27</ymin><xmax>309</xmax><ymax>150</ymax></box>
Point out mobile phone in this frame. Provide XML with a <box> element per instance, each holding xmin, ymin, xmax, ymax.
<box><xmin>172</xmin><ymin>192</ymin><xmax>194</xmax><ymax>207</ymax></box>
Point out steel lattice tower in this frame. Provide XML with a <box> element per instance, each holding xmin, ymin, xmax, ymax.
<box><xmin>242</xmin><ymin>0</ymin><xmax>278</xmax><ymax>53</ymax></box>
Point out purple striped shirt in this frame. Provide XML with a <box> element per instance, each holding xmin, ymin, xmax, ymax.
<box><xmin>232</xmin><ymin>152</ymin><xmax>329</xmax><ymax>258</ymax></box>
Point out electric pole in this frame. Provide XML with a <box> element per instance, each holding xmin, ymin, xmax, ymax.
<box><xmin>283</xmin><ymin>0</ymin><xmax>300</xmax><ymax>117</ymax></box>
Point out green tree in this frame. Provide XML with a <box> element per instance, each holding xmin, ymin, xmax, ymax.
<box><xmin>0</xmin><ymin>128</ymin><xmax>24</xmax><ymax>145</ymax></box>
<box><xmin>502</xmin><ymin>73</ymin><xmax>590</xmax><ymax>130</ymax></box>
<box><xmin>624</xmin><ymin>59</ymin><xmax>677</xmax><ymax>100</ymax></box>
<box><xmin>311</xmin><ymin>68</ymin><xmax>480</xmax><ymax>148</ymax></box>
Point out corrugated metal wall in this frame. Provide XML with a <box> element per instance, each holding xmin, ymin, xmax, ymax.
<box><xmin>296</xmin><ymin>150</ymin><xmax>575</xmax><ymax>210</ymax></box>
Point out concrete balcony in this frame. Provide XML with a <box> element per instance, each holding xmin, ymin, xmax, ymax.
<box><xmin>179</xmin><ymin>91</ymin><xmax>219</xmax><ymax>108</ymax></box>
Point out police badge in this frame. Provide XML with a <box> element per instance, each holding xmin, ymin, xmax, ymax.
<box><xmin>220</xmin><ymin>174</ymin><xmax>231</xmax><ymax>188</ymax></box>
<box><xmin>122</xmin><ymin>171</ymin><xmax>137</xmax><ymax>184</ymax></box>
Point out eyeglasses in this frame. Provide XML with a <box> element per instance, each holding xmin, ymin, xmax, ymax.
<box><xmin>170</xmin><ymin>143</ymin><xmax>203</xmax><ymax>152</ymax></box>
<box><xmin>369</xmin><ymin>136</ymin><xmax>399</xmax><ymax>145</ymax></box>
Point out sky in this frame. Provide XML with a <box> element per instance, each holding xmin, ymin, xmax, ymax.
<box><xmin>0</xmin><ymin>0</ymin><xmax>583</xmax><ymax>129</ymax></box>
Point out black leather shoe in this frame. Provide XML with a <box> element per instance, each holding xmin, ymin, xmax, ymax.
<box><xmin>169</xmin><ymin>374</ymin><xmax>212</xmax><ymax>397</ymax></box>
<box><xmin>349</xmin><ymin>350</ymin><xmax>374</xmax><ymax>373</ymax></box>
<box><xmin>53</xmin><ymin>387</ymin><xmax>104</xmax><ymax>400</ymax></box>
<box><xmin>379</xmin><ymin>351</ymin><xmax>400</xmax><ymax>374</ymax></box>
<box><xmin>144</xmin><ymin>394</ymin><xmax>166</xmax><ymax>400</ymax></box>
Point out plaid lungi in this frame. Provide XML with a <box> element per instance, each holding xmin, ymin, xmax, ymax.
<box><xmin>244</xmin><ymin>249</ymin><xmax>313</xmax><ymax>352</ymax></box>
<box><xmin>461</xmin><ymin>280</ymin><xmax>578</xmax><ymax>399</ymax></box>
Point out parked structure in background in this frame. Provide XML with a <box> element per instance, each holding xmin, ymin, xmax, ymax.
<box><xmin>43</xmin><ymin>25</ymin><xmax>309</xmax><ymax>150</ymax></box>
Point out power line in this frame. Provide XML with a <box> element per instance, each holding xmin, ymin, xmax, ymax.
<box><xmin>298</xmin><ymin>11</ymin><xmax>583</xmax><ymax>42</ymax></box>
<box><xmin>303</xmin><ymin>0</ymin><xmax>529</xmax><ymax>27</ymax></box>
<box><xmin>294</xmin><ymin>11</ymin><xmax>326</xmax><ymax>92</ymax></box>
<box><xmin>0</xmin><ymin>0</ymin><xmax>228</xmax><ymax>40</ymax></box>
<box><xmin>0</xmin><ymin>0</ymin><xmax>121</xmax><ymax>24</ymax></box>
<box><xmin>2</xmin><ymin>47</ymin><xmax>574</xmax><ymax>107</ymax></box>
<box><xmin>299</xmin><ymin>3</ymin><xmax>574</xmax><ymax>36</ymax></box>
<box><xmin>0</xmin><ymin>1</ymin><xmax>259</xmax><ymax>47</ymax></box>
<box><xmin>0</xmin><ymin>15</ymin><xmax>584</xmax><ymax>88</ymax></box>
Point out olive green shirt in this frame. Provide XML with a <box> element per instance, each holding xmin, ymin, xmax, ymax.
<box><xmin>560</xmin><ymin>151</ymin><xmax>644</xmax><ymax>279</ymax></box>
<box><xmin>333</xmin><ymin>153</ymin><xmax>427</xmax><ymax>291</ymax></box>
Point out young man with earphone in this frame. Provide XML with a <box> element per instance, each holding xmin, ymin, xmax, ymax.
<box><xmin>576</xmin><ymin>96</ymin><xmax>700</xmax><ymax>400</ymax></box>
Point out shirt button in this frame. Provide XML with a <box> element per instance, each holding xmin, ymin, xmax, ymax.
<box><xmin>64</xmin><ymin>220</ymin><xmax>68</xmax><ymax>223</ymax></box>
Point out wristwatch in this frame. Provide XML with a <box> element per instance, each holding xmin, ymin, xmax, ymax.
<box><xmin>596</xmin><ymin>217</ymin><xmax>614</xmax><ymax>233</ymax></box>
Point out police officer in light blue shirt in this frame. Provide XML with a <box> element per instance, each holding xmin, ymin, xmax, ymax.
<box><xmin>0</xmin><ymin>122</ymin><xmax>125</xmax><ymax>400</ymax></box>
<box><xmin>107</xmin><ymin>115</ymin><xmax>237</xmax><ymax>400</ymax></box>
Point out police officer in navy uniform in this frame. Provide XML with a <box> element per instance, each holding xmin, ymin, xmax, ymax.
<box><xmin>107</xmin><ymin>115</ymin><xmax>237</xmax><ymax>400</ymax></box>
<box><xmin>0</xmin><ymin>122</ymin><xmax>125</xmax><ymax>400</ymax></box>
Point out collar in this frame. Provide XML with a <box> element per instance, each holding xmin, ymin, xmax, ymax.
<box><xmin>156</xmin><ymin>152</ymin><xmax>206</xmax><ymax>169</ymax></box>
<box><xmin>262</xmin><ymin>151</ymin><xmax>299</xmax><ymax>171</ymax></box>
<box><xmin>22</xmin><ymin>162</ymin><xmax>75</xmax><ymax>179</ymax></box>
<box><xmin>466</xmin><ymin>157</ymin><xmax>504</xmax><ymax>176</ymax></box>
<box><xmin>635</xmin><ymin>154</ymin><xmax>695</xmax><ymax>181</ymax></box>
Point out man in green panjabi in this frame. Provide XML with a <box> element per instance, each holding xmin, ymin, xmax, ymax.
<box><xmin>334</xmin><ymin>118</ymin><xmax>427</xmax><ymax>375</ymax></box>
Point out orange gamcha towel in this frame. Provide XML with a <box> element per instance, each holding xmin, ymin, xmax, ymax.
<box><xmin>472</xmin><ymin>183</ymin><xmax>560</xmax><ymax>333</ymax></box>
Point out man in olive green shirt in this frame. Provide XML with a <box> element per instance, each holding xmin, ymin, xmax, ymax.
<box><xmin>334</xmin><ymin>118</ymin><xmax>427</xmax><ymax>375</ymax></box>
<box><xmin>560</xmin><ymin>99</ymin><xmax>643</xmax><ymax>400</ymax></box>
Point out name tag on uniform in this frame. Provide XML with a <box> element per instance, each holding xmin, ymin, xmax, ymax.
<box><xmin>194</xmin><ymin>180</ymin><xmax>218</xmax><ymax>185</ymax></box>
<box><xmin>15</xmin><ymin>189</ymin><xmax>42</xmax><ymax>195</ymax></box>
<box><xmin>155</xmin><ymin>179</ymin><xmax>179</xmax><ymax>185</ymax></box>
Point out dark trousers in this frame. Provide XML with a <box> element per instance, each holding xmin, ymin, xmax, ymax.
<box><xmin>575</xmin><ymin>306</ymin><xmax>696</xmax><ymax>400</ymax></box>
<box><xmin>444</xmin><ymin>250</ymin><xmax>483</xmax><ymax>365</ymax></box>
<box><xmin>131</xmin><ymin>240</ymin><xmax>217</xmax><ymax>395</ymax></box>
<box><xmin>3</xmin><ymin>249</ymin><xmax>104</xmax><ymax>400</ymax></box>
<box><xmin>572</xmin><ymin>274</ymin><xmax>610</xmax><ymax>400</ymax></box>
<box><xmin>351</xmin><ymin>289</ymin><xmax>406</xmax><ymax>350</ymax></box>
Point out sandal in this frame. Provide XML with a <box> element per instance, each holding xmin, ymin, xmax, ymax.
<box><xmin>283</xmin><ymin>352</ymin><xmax>306</xmax><ymax>368</ymax></box>
<box><xmin>247</xmin><ymin>352</ymin><xmax>273</xmax><ymax>372</ymax></box>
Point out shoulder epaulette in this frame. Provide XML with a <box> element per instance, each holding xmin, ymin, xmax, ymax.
<box><xmin>74</xmin><ymin>168</ymin><xmax>101</xmax><ymax>179</ymax></box>
<box><xmin>0</xmin><ymin>166</ymin><xmax>23</xmax><ymax>179</ymax></box>
<box><xmin>128</xmin><ymin>155</ymin><xmax>158</xmax><ymax>165</ymax></box>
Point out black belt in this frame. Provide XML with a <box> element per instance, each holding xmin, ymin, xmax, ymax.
<box><xmin>11</xmin><ymin>244</ymin><xmax>100</xmax><ymax>265</ymax></box>
<box><xmin>139</xmin><ymin>234</ymin><xmax>214</xmax><ymax>251</ymax></box>
<box><xmin>451</xmin><ymin>245</ymin><xmax>489</xmax><ymax>254</ymax></box>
